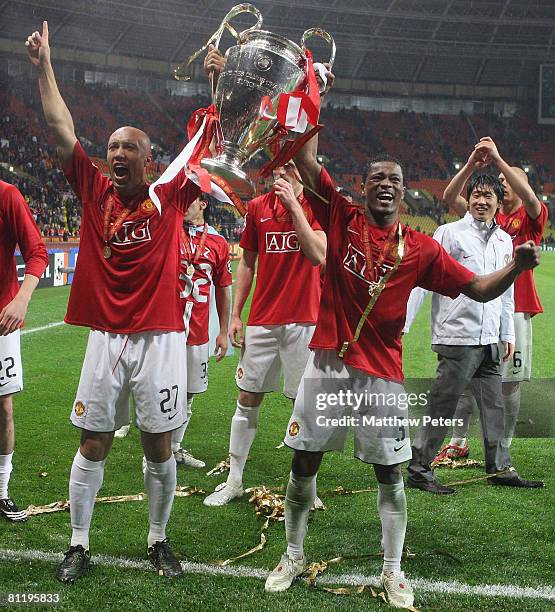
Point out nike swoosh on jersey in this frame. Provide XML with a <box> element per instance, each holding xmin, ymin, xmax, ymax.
<box><xmin>462</xmin><ymin>255</ymin><xmax>472</xmax><ymax>259</ymax></box>
<box><xmin>260</xmin><ymin>217</ymin><xmax>272</xmax><ymax>222</ymax></box>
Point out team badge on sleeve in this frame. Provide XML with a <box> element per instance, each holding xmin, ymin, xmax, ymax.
<box><xmin>74</xmin><ymin>401</ymin><xmax>87</xmax><ymax>417</ymax></box>
<box><xmin>288</xmin><ymin>421</ymin><xmax>300</xmax><ymax>437</ymax></box>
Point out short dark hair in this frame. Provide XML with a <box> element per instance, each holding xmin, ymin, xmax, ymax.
<box><xmin>466</xmin><ymin>173</ymin><xmax>504</xmax><ymax>204</ymax></box>
<box><xmin>202</xmin><ymin>193</ymin><xmax>212</xmax><ymax>225</ymax></box>
<box><xmin>365</xmin><ymin>154</ymin><xmax>406</xmax><ymax>182</ymax></box>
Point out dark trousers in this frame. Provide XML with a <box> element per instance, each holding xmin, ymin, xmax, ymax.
<box><xmin>408</xmin><ymin>344</ymin><xmax>512</xmax><ymax>482</ymax></box>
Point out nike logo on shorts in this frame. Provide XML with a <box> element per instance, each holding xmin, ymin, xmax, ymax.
<box><xmin>168</xmin><ymin>412</ymin><xmax>179</xmax><ymax>420</ymax></box>
<box><xmin>393</xmin><ymin>444</ymin><xmax>406</xmax><ymax>452</ymax></box>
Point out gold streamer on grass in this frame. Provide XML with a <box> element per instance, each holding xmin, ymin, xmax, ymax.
<box><xmin>432</xmin><ymin>457</ymin><xmax>483</xmax><ymax>469</ymax></box>
<box><xmin>206</xmin><ymin>455</ymin><xmax>231</xmax><ymax>476</ymax></box>
<box><xmin>25</xmin><ymin>487</ymin><xmax>204</xmax><ymax>517</ymax></box>
<box><xmin>218</xmin><ymin>517</ymin><xmax>270</xmax><ymax>567</ymax></box>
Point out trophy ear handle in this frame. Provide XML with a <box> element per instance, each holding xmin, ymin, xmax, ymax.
<box><xmin>301</xmin><ymin>28</ymin><xmax>336</xmax><ymax>69</ymax></box>
<box><xmin>216</xmin><ymin>3</ymin><xmax>263</xmax><ymax>48</ymax></box>
<box><xmin>173</xmin><ymin>4</ymin><xmax>262</xmax><ymax>81</ymax></box>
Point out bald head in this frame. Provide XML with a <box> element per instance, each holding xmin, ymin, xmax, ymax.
<box><xmin>109</xmin><ymin>126</ymin><xmax>151</xmax><ymax>155</ymax></box>
<box><xmin>107</xmin><ymin>126</ymin><xmax>152</xmax><ymax>196</ymax></box>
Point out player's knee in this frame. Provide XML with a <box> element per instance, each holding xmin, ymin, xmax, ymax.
<box><xmin>292</xmin><ymin>450</ymin><xmax>323</xmax><ymax>477</ymax></box>
<box><xmin>238</xmin><ymin>390</ymin><xmax>264</xmax><ymax>408</ymax></box>
<box><xmin>141</xmin><ymin>430</ymin><xmax>172</xmax><ymax>462</ymax></box>
<box><xmin>0</xmin><ymin>396</ymin><xmax>14</xmax><ymax>423</ymax></box>
<box><xmin>373</xmin><ymin>463</ymin><xmax>403</xmax><ymax>484</ymax></box>
<box><xmin>79</xmin><ymin>430</ymin><xmax>114</xmax><ymax>461</ymax></box>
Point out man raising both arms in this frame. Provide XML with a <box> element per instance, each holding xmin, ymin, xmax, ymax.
<box><xmin>441</xmin><ymin>137</ymin><xmax>547</xmax><ymax>460</ymax></box>
<box><xmin>0</xmin><ymin>180</ymin><xmax>48</xmax><ymax>521</ymax></box>
<box><xmin>26</xmin><ymin>21</ymin><xmax>200</xmax><ymax>582</ymax></box>
<box><xmin>264</xmin><ymin>124</ymin><xmax>540</xmax><ymax>608</ymax></box>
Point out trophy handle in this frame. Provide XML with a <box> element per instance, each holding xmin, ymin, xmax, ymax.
<box><xmin>213</xmin><ymin>4</ymin><xmax>263</xmax><ymax>49</ymax></box>
<box><xmin>173</xmin><ymin>3</ymin><xmax>262</xmax><ymax>81</ymax></box>
<box><xmin>301</xmin><ymin>28</ymin><xmax>336</xmax><ymax>69</ymax></box>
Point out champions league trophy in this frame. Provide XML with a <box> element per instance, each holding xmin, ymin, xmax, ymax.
<box><xmin>173</xmin><ymin>4</ymin><xmax>335</xmax><ymax>199</ymax></box>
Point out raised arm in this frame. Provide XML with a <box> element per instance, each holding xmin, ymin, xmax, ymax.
<box><xmin>462</xmin><ymin>241</ymin><xmax>539</xmax><ymax>303</ymax></box>
<box><xmin>474</xmin><ymin>137</ymin><xmax>542</xmax><ymax>220</ymax></box>
<box><xmin>228</xmin><ymin>249</ymin><xmax>257</xmax><ymax>348</ymax></box>
<box><xmin>25</xmin><ymin>21</ymin><xmax>77</xmax><ymax>165</ymax></box>
<box><xmin>273</xmin><ymin>179</ymin><xmax>326</xmax><ymax>265</ymax></box>
<box><xmin>443</xmin><ymin>147</ymin><xmax>489</xmax><ymax>217</ymax></box>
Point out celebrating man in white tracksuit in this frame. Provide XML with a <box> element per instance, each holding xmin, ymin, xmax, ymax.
<box><xmin>404</xmin><ymin>173</ymin><xmax>543</xmax><ymax>494</ymax></box>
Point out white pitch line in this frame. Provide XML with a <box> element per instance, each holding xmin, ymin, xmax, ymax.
<box><xmin>0</xmin><ymin>548</ymin><xmax>553</xmax><ymax>601</ymax></box>
<box><xmin>21</xmin><ymin>321</ymin><xmax>65</xmax><ymax>335</ymax></box>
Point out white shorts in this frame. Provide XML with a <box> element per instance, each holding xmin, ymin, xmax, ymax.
<box><xmin>285</xmin><ymin>349</ymin><xmax>412</xmax><ymax>466</ymax></box>
<box><xmin>187</xmin><ymin>342</ymin><xmax>209</xmax><ymax>394</ymax></box>
<box><xmin>0</xmin><ymin>330</ymin><xmax>23</xmax><ymax>397</ymax></box>
<box><xmin>502</xmin><ymin>312</ymin><xmax>532</xmax><ymax>382</ymax></box>
<box><xmin>235</xmin><ymin>324</ymin><xmax>315</xmax><ymax>399</ymax></box>
<box><xmin>71</xmin><ymin>330</ymin><xmax>187</xmax><ymax>434</ymax></box>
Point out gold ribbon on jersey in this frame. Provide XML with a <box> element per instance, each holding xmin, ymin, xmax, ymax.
<box><xmin>182</xmin><ymin>222</ymin><xmax>209</xmax><ymax>277</ymax></box>
<box><xmin>339</xmin><ymin>221</ymin><xmax>405</xmax><ymax>359</ymax></box>
<box><xmin>102</xmin><ymin>193</ymin><xmax>136</xmax><ymax>259</ymax></box>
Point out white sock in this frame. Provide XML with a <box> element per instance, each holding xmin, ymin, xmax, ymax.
<box><xmin>227</xmin><ymin>401</ymin><xmax>260</xmax><ymax>487</ymax></box>
<box><xmin>144</xmin><ymin>456</ymin><xmax>176</xmax><ymax>548</ymax></box>
<box><xmin>449</xmin><ymin>436</ymin><xmax>467</xmax><ymax>447</ymax></box>
<box><xmin>69</xmin><ymin>450</ymin><xmax>106</xmax><ymax>550</ymax></box>
<box><xmin>285</xmin><ymin>471</ymin><xmax>316</xmax><ymax>560</ymax></box>
<box><xmin>171</xmin><ymin>397</ymin><xmax>194</xmax><ymax>452</ymax></box>
<box><xmin>377</xmin><ymin>481</ymin><xmax>407</xmax><ymax>573</ymax></box>
<box><xmin>502</xmin><ymin>387</ymin><xmax>521</xmax><ymax>448</ymax></box>
<box><xmin>0</xmin><ymin>452</ymin><xmax>14</xmax><ymax>499</ymax></box>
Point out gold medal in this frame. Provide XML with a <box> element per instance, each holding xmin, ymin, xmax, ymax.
<box><xmin>187</xmin><ymin>263</ymin><xmax>195</xmax><ymax>277</ymax></box>
<box><xmin>103</xmin><ymin>245</ymin><xmax>112</xmax><ymax>259</ymax></box>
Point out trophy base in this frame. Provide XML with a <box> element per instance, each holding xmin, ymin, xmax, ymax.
<box><xmin>200</xmin><ymin>158</ymin><xmax>255</xmax><ymax>200</ymax></box>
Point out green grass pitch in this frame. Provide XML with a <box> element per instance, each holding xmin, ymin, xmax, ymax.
<box><xmin>1</xmin><ymin>255</ymin><xmax>553</xmax><ymax>611</ymax></box>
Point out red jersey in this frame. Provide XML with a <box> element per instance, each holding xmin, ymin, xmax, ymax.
<box><xmin>240</xmin><ymin>191</ymin><xmax>322</xmax><ymax>326</ymax></box>
<box><xmin>63</xmin><ymin>141</ymin><xmax>199</xmax><ymax>333</ymax></box>
<box><xmin>180</xmin><ymin>224</ymin><xmax>232</xmax><ymax>345</ymax></box>
<box><xmin>0</xmin><ymin>181</ymin><xmax>48</xmax><ymax>312</ymax></box>
<box><xmin>306</xmin><ymin>168</ymin><xmax>476</xmax><ymax>382</ymax></box>
<box><xmin>496</xmin><ymin>203</ymin><xmax>547</xmax><ymax>315</ymax></box>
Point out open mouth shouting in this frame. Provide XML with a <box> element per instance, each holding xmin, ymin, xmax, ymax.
<box><xmin>112</xmin><ymin>163</ymin><xmax>129</xmax><ymax>182</ymax></box>
<box><xmin>377</xmin><ymin>191</ymin><xmax>395</xmax><ymax>203</ymax></box>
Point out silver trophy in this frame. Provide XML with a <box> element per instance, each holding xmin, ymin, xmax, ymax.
<box><xmin>174</xmin><ymin>4</ymin><xmax>335</xmax><ymax>198</ymax></box>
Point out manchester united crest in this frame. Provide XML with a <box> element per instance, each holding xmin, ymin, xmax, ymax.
<box><xmin>141</xmin><ymin>198</ymin><xmax>155</xmax><ymax>213</ymax></box>
<box><xmin>504</xmin><ymin>253</ymin><xmax>510</xmax><ymax>265</ymax></box>
<box><xmin>237</xmin><ymin>367</ymin><xmax>244</xmax><ymax>380</ymax></box>
<box><xmin>288</xmin><ymin>421</ymin><xmax>300</xmax><ymax>437</ymax></box>
<box><xmin>74</xmin><ymin>401</ymin><xmax>87</xmax><ymax>417</ymax></box>
<box><xmin>511</xmin><ymin>218</ymin><xmax>521</xmax><ymax>230</ymax></box>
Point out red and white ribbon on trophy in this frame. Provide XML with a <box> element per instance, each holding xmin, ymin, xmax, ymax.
<box><xmin>149</xmin><ymin>104</ymin><xmax>247</xmax><ymax>217</ymax></box>
<box><xmin>258</xmin><ymin>53</ymin><xmax>326</xmax><ymax>177</ymax></box>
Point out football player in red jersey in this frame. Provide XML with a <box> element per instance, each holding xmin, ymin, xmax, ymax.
<box><xmin>27</xmin><ymin>22</ymin><xmax>200</xmax><ymax>582</ymax></box>
<box><xmin>0</xmin><ymin>181</ymin><xmax>48</xmax><ymax>522</ymax></box>
<box><xmin>203</xmin><ymin>161</ymin><xmax>327</xmax><ymax>507</ymax></box>
<box><xmin>441</xmin><ymin>137</ymin><xmax>546</xmax><ymax>464</ymax></box>
<box><xmin>263</xmin><ymin>119</ymin><xmax>541</xmax><ymax>607</ymax></box>
<box><xmin>172</xmin><ymin>194</ymin><xmax>232</xmax><ymax>467</ymax></box>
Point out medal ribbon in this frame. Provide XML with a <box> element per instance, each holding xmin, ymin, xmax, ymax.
<box><xmin>102</xmin><ymin>193</ymin><xmax>135</xmax><ymax>251</ymax></box>
<box><xmin>338</xmin><ymin>221</ymin><xmax>405</xmax><ymax>359</ymax></box>
<box><xmin>182</xmin><ymin>222</ymin><xmax>209</xmax><ymax>268</ymax></box>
